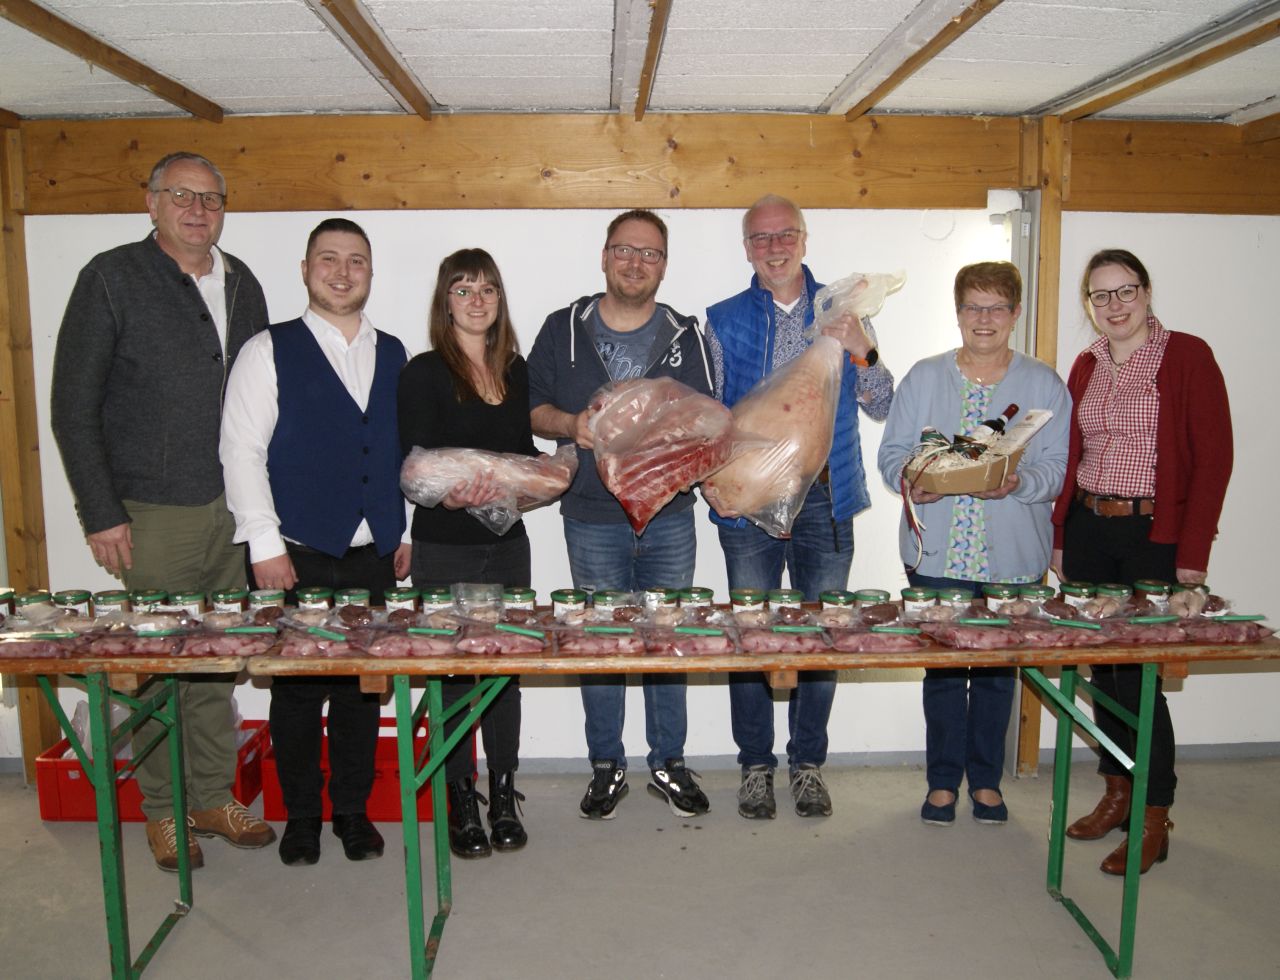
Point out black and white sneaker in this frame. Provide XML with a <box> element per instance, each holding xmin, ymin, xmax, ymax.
<box><xmin>647</xmin><ymin>760</ymin><xmax>710</xmax><ymax>816</ymax></box>
<box><xmin>579</xmin><ymin>760</ymin><xmax>629</xmax><ymax>819</ymax></box>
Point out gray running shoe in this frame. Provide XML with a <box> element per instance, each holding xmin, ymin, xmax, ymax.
<box><xmin>790</xmin><ymin>763</ymin><xmax>833</xmax><ymax>817</ymax></box>
<box><xmin>737</xmin><ymin>765</ymin><xmax>776</xmax><ymax>820</ymax></box>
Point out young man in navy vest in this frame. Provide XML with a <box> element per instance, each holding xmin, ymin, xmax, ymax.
<box><xmin>221</xmin><ymin>218</ymin><xmax>410</xmax><ymax>865</ymax></box>
<box><xmin>704</xmin><ymin>195</ymin><xmax>895</xmax><ymax>821</ymax></box>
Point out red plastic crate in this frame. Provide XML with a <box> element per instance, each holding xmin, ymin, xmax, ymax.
<box><xmin>260</xmin><ymin>717</ymin><xmax>465</xmax><ymax>822</ymax></box>
<box><xmin>36</xmin><ymin>720</ymin><xmax>269</xmax><ymax>822</ymax></box>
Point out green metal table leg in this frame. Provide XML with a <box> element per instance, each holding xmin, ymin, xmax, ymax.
<box><xmin>1115</xmin><ymin>662</ymin><xmax>1159</xmax><ymax>979</ymax></box>
<box><xmin>1045</xmin><ymin>665</ymin><xmax>1078</xmax><ymax>894</ymax></box>
<box><xmin>86</xmin><ymin>672</ymin><xmax>132</xmax><ymax>979</ymax></box>
<box><xmin>395</xmin><ymin>675</ymin><xmax>429</xmax><ymax>980</ymax></box>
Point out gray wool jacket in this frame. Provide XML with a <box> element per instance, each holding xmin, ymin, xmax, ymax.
<box><xmin>51</xmin><ymin>234</ymin><xmax>269</xmax><ymax>535</ymax></box>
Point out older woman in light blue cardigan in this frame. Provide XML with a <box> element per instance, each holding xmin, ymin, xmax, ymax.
<box><xmin>877</xmin><ymin>261</ymin><xmax>1070</xmax><ymax>827</ymax></box>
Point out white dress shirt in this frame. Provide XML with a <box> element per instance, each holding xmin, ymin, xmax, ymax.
<box><xmin>195</xmin><ymin>246</ymin><xmax>228</xmax><ymax>352</ymax></box>
<box><xmin>220</xmin><ymin>307</ymin><xmax>385</xmax><ymax>564</ymax></box>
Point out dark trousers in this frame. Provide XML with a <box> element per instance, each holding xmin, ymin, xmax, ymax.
<box><xmin>411</xmin><ymin>536</ymin><xmax>528</xmax><ymax>782</ymax></box>
<box><xmin>1062</xmin><ymin>504</ymin><xmax>1178</xmax><ymax>807</ymax></box>
<box><xmin>262</xmin><ymin>541</ymin><xmax>396</xmax><ymax>818</ymax></box>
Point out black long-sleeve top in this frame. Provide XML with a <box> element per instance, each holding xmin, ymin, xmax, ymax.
<box><xmin>397</xmin><ymin>351</ymin><xmax>538</xmax><ymax>544</ymax></box>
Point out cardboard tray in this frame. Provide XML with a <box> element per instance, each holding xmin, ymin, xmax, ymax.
<box><xmin>904</xmin><ymin>447</ymin><xmax>1025</xmax><ymax>495</ymax></box>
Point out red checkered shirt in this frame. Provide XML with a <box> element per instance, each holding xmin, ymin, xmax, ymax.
<box><xmin>1075</xmin><ymin>315</ymin><xmax>1169</xmax><ymax>498</ymax></box>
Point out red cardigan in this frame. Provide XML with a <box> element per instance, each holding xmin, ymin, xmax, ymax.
<box><xmin>1051</xmin><ymin>331</ymin><xmax>1233</xmax><ymax>572</ymax></box>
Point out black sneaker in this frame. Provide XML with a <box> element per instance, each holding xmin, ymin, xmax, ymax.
<box><xmin>579</xmin><ymin>760</ymin><xmax>629</xmax><ymax>819</ymax></box>
<box><xmin>790</xmin><ymin>763</ymin><xmax>833</xmax><ymax>817</ymax></box>
<box><xmin>737</xmin><ymin>765</ymin><xmax>776</xmax><ymax>820</ymax></box>
<box><xmin>647</xmin><ymin>760</ymin><xmax>710</xmax><ymax>816</ymax></box>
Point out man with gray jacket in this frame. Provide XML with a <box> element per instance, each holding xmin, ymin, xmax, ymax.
<box><xmin>51</xmin><ymin>151</ymin><xmax>275</xmax><ymax>871</ymax></box>
<box><xmin>528</xmin><ymin>209</ymin><xmax>715</xmax><ymax>820</ymax></box>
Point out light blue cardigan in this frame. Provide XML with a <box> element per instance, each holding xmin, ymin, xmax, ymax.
<box><xmin>876</xmin><ymin>350</ymin><xmax>1072</xmax><ymax>581</ymax></box>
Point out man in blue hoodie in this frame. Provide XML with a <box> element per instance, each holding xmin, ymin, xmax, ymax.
<box><xmin>706</xmin><ymin>195</ymin><xmax>895</xmax><ymax>820</ymax></box>
<box><xmin>528</xmin><ymin>210</ymin><xmax>716</xmax><ymax>820</ymax></box>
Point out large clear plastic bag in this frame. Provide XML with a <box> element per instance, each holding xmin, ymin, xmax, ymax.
<box><xmin>400</xmin><ymin>443</ymin><xmax>578</xmax><ymax>536</ymax></box>
<box><xmin>703</xmin><ymin>271</ymin><xmax>906</xmax><ymax>538</ymax></box>
<box><xmin>588</xmin><ymin>377</ymin><xmax>737</xmax><ymax>534</ymax></box>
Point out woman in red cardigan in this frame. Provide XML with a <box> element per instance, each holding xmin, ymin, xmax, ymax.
<box><xmin>1050</xmin><ymin>248</ymin><xmax>1232</xmax><ymax>876</ymax></box>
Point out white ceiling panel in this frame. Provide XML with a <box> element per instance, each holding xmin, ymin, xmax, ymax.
<box><xmin>1099</xmin><ymin>37</ymin><xmax>1280</xmax><ymax>118</ymax></box>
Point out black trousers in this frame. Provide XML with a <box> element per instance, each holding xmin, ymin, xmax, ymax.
<box><xmin>411</xmin><ymin>536</ymin><xmax>528</xmax><ymax>782</ymax></box>
<box><xmin>1062</xmin><ymin>504</ymin><xmax>1178</xmax><ymax>807</ymax></box>
<box><xmin>262</xmin><ymin>542</ymin><xmax>396</xmax><ymax>818</ymax></box>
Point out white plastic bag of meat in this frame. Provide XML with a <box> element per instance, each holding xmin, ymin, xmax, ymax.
<box><xmin>400</xmin><ymin>444</ymin><xmax>578</xmax><ymax>536</ymax></box>
<box><xmin>703</xmin><ymin>271</ymin><xmax>905</xmax><ymax>538</ymax></box>
<box><xmin>588</xmin><ymin>378</ymin><xmax>737</xmax><ymax>534</ymax></box>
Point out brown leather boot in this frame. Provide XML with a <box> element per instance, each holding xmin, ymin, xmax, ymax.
<box><xmin>1066</xmin><ymin>774</ymin><xmax>1131</xmax><ymax>840</ymax></box>
<box><xmin>1100</xmin><ymin>806</ymin><xmax>1172</xmax><ymax>876</ymax></box>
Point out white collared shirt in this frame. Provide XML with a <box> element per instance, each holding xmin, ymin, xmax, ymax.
<box><xmin>220</xmin><ymin>308</ymin><xmax>383</xmax><ymax>563</ymax></box>
<box><xmin>195</xmin><ymin>246</ymin><xmax>228</xmax><ymax>352</ymax></box>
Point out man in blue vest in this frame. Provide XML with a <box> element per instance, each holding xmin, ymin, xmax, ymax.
<box><xmin>221</xmin><ymin>218</ymin><xmax>410</xmax><ymax>865</ymax></box>
<box><xmin>706</xmin><ymin>195</ymin><xmax>895</xmax><ymax>820</ymax></box>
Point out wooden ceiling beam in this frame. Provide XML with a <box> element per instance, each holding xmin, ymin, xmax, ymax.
<box><xmin>633</xmin><ymin>0</ymin><xmax>673</xmax><ymax>122</ymax></box>
<box><xmin>844</xmin><ymin>0</ymin><xmax>1004</xmax><ymax>121</ymax></box>
<box><xmin>1241</xmin><ymin>111</ymin><xmax>1280</xmax><ymax>144</ymax></box>
<box><xmin>0</xmin><ymin>0</ymin><xmax>223</xmax><ymax>122</ymax></box>
<box><xmin>304</xmin><ymin>0</ymin><xmax>435</xmax><ymax>121</ymax></box>
<box><xmin>1062</xmin><ymin>17</ymin><xmax>1280</xmax><ymax>122</ymax></box>
<box><xmin>0</xmin><ymin>106</ymin><xmax>20</xmax><ymax>129</ymax></box>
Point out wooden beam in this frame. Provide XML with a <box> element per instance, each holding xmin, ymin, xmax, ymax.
<box><xmin>845</xmin><ymin>0</ymin><xmax>1004</xmax><ymax>121</ymax></box>
<box><xmin>1068</xmin><ymin>118</ymin><xmax>1280</xmax><ymax>214</ymax></box>
<box><xmin>633</xmin><ymin>0</ymin><xmax>673</xmax><ymax>122</ymax></box>
<box><xmin>0</xmin><ymin>126</ymin><xmax>57</xmax><ymax>781</ymax></box>
<box><xmin>304</xmin><ymin>0</ymin><xmax>434</xmax><ymax>121</ymax></box>
<box><xmin>1241</xmin><ymin>111</ymin><xmax>1280</xmax><ymax>144</ymax></box>
<box><xmin>0</xmin><ymin>106</ymin><xmax>20</xmax><ymax>129</ymax></box>
<box><xmin>20</xmin><ymin>113</ymin><xmax>1023</xmax><ymax>214</ymax></box>
<box><xmin>1062</xmin><ymin>18</ymin><xmax>1280</xmax><ymax>123</ymax></box>
<box><xmin>0</xmin><ymin>0</ymin><xmax>224</xmax><ymax>123</ymax></box>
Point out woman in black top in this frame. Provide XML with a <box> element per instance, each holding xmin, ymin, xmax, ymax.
<box><xmin>398</xmin><ymin>248</ymin><xmax>537</xmax><ymax>859</ymax></box>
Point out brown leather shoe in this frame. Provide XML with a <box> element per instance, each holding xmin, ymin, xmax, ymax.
<box><xmin>1100</xmin><ymin>806</ymin><xmax>1172</xmax><ymax>876</ymax></box>
<box><xmin>1066</xmin><ymin>774</ymin><xmax>1131</xmax><ymax>840</ymax></box>
<box><xmin>145</xmin><ymin>816</ymin><xmax>204</xmax><ymax>873</ymax></box>
<box><xmin>191</xmin><ymin>800</ymin><xmax>277</xmax><ymax>849</ymax></box>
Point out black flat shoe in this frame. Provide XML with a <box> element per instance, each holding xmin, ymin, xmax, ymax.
<box><xmin>969</xmin><ymin>788</ymin><xmax>1009</xmax><ymax>825</ymax></box>
<box><xmin>332</xmin><ymin>813</ymin><xmax>385</xmax><ymax>861</ymax></box>
<box><xmin>279</xmin><ymin>817</ymin><xmax>322</xmax><ymax>866</ymax></box>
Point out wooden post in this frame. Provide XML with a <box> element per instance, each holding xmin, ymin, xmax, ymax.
<box><xmin>1</xmin><ymin>125</ymin><xmax>59</xmax><ymax>781</ymax></box>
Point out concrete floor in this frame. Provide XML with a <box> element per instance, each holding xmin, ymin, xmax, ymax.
<box><xmin>2</xmin><ymin>758</ymin><xmax>1278</xmax><ymax>979</ymax></box>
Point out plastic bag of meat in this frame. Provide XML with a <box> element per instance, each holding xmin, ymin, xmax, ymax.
<box><xmin>367</xmin><ymin>627</ymin><xmax>460</xmax><ymax>657</ymax></box>
<box><xmin>1101</xmin><ymin>617</ymin><xmax>1189</xmax><ymax>645</ymax></box>
<box><xmin>1180</xmin><ymin>616</ymin><xmax>1273</xmax><ymax>644</ymax></box>
<box><xmin>0</xmin><ymin>633</ymin><xmax>72</xmax><ymax>659</ymax></box>
<box><xmin>1012</xmin><ymin>617</ymin><xmax>1109</xmax><ymax>649</ymax></box>
<box><xmin>588</xmin><ymin>378</ymin><xmax>738</xmax><ymax>533</ymax></box>
<box><xmin>455</xmin><ymin>623</ymin><xmax>548</xmax><ymax>655</ymax></box>
<box><xmin>738</xmin><ymin>624</ymin><xmax>830</xmax><ymax>654</ymax></box>
<box><xmin>921</xmin><ymin>620</ymin><xmax>1023</xmax><ymax>650</ymax></box>
<box><xmin>180</xmin><ymin>625</ymin><xmax>278</xmax><ymax>657</ymax></box>
<box><xmin>702</xmin><ymin>271</ymin><xmax>905</xmax><ymax>538</ymax></box>
<box><xmin>401</xmin><ymin>444</ymin><xmax>578</xmax><ymax>536</ymax></box>
<box><xmin>555</xmin><ymin>626</ymin><xmax>647</xmax><ymax>656</ymax></box>
<box><xmin>828</xmin><ymin>625</ymin><xmax>927</xmax><ymax>653</ymax></box>
<box><xmin>279</xmin><ymin>625</ymin><xmax>372</xmax><ymax>658</ymax></box>
<box><xmin>643</xmin><ymin>625</ymin><xmax>736</xmax><ymax>656</ymax></box>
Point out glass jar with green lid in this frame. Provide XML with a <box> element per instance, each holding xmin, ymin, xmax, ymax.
<box><xmin>1133</xmin><ymin>579</ymin><xmax>1171</xmax><ymax>612</ymax></box>
<box><xmin>248</xmin><ymin>589</ymin><xmax>286</xmax><ymax>609</ymax></box>
<box><xmin>53</xmin><ymin>589</ymin><xmax>92</xmax><ymax>616</ymax></box>
<box><xmin>1096</xmin><ymin>583</ymin><xmax>1133</xmax><ymax>600</ymax></box>
<box><xmin>502</xmin><ymin>587</ymin><xmax>535</xmax><ymax>611</ymax></box>
<box><xmin>982</xmin><ymin>583</ymin><xmax>1019</xmax><ymax>614</ymax></box>
<box><xmin>731</xmin><ymin>588</ymin><xmax>767</xmax><ymax>612</ymax></box>
<box><xmin>551</xmin><ymin>588</ymin><xmax>587</xmax><ymax>619</ymax></box>
<box><xmin>767</xmin><ymin>588</ymin><xmax>802</xmax><ymax>609</ymax></box>
<box><xmin>169</xmin><ymin>590</ymin><xmax>206</xmax><ymax>616</ymax></box>
<box><xmin>819</xmin><ymin>589</ymin><xmax>856</xmax><ymax>609</ymax></box>
<box><xmin>936</xmin><ymin>587</ymin><xmax>974</xmax><ymax>610</ymax></box>
<box><xmin>1059</xmin><ymin>581</ymin><xmax>1095</xmax><ymax>609</ymax></box>
<box><xmin>128</xmin><ymin>589</ymin><xmax>167</xmax><ymax>612</ymax></box>
<box><xmin>1019</xmin><ymin>584</ymin><xmax>1055</xmax><ymax>612</ymax></box>
<box><xmin>335</xmin><ymin>587</ymin><xmax>371</xmax><ymax>607</ymax></box>
<box><xmin>901</xmin><ymin>587</ymin><xmax>937</xmax><ymax>619</ymax></box>
<box><xmin>92</xmin><ymin>589</ymin><xmax>129</xmax><ymax>615</ymax></box>
<box><xmin>678</xmin><ymin>586</ymin><xmax>715</xmax><ymax>607</ymax></box>
<box><xmin>420</xmin><ymin>586</ymin><xmax>453</xmax><ymax>613</ymax></box>
<box><xmin>211</xmin><ymin>588</ymin><xmax>249</xmax><ymax>613</ymax></box>
<box><xmin>853</xmin><ymin>588</ymin><xmax>891</xmax><ymax>607</ymax></box>
<box><xmin>0</xmin><ymin>586</ymin><xmax>14</xmax><ymax>616</ymax></box>
<box><xmin>296</xmin><ymin>586</ymin><xmax>334</xmax><ymax>610</ymax></box>
<box><xmin>385</xmin><ymin>587</ymin><xmax>420</xmax><ymax>611</ymax></box>
<box><xmin>16</xmin><ymin>590</ymin><xmax>53</xmax><ymax>611</ymax></box>
<box><xmin>643</xmin><ymin>587</ymin><xmax>678</xmax><ymax>611</ymax></box>
<box><xmin>593</xmin><ymin>590</ymin><xmax>628</xmax><ymax>610</ymax></box>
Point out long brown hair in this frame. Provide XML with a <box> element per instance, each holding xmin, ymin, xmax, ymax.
<box><xmin>428</xmin><ymin>248</ymin><xmax>520</xmax><ymax>402</ymax></box>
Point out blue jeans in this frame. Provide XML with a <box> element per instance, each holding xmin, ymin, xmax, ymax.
<box><xmin>908</xmin><ymin>572</ymin><xmax>1016</xmax><ymax>794</ymax></box>
<box><xmin>564</xmin><ymin>509</ymin><xmax>696</xmax><ymax>770</ymax></box>
<box><xmin>718</xmin><ymin>482</ymin><xmax>851</xmax><ymax>770</ymax></box>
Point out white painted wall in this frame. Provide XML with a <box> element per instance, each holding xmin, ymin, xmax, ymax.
<box><xmin>3</xmin><ymin>203</ymin><xmax>1275</xmax><ymax>768</ymax></box>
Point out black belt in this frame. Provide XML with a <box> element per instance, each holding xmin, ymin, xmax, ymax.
<box><xmin>1075</xmin><ymin>489</ymin><xmax>1155</xmax><ymax>518</ymax></box>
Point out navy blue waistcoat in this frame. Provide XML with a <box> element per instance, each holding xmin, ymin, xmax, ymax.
<box><xmin>267</xmin><ymin>318</ymin><xmax>406</xmax><ymax>558</ymax></box>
